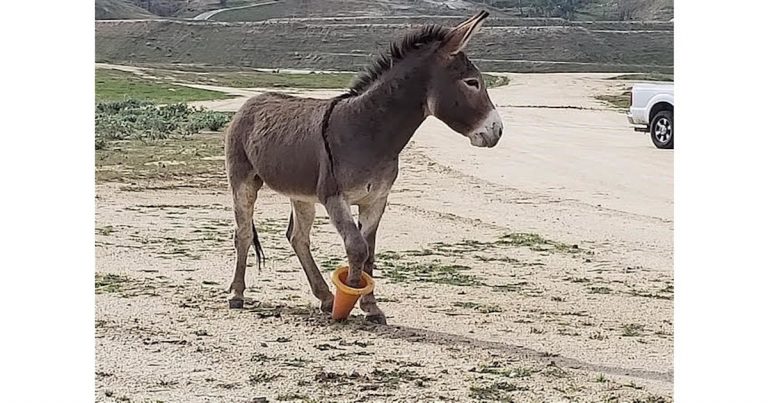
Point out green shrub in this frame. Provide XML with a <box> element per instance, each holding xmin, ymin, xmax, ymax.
<box><xmin>95</xmin><ymin>99</ymin><xmax>231</xmax><ymax>142</ymax></box>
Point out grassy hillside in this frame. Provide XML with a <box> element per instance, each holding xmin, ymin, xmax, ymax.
<box><xmin>95</xmin><ymin>0</ymin><xmax>674</xmax><ymax>21</ymax></box>
<box><xmin>95</xmin><ymin>0</ymin><xmax>220</xmax><ymax>19</ymax></box>
<box><xmin>209</xmin><ymin>0</ymin><xmax>673</xmax><ymax>22</ymax></box>
<box><xmin>210</xmin><ymin>0</ymin><xmax>510</xmax><ymax>22</ymax></box>
<box><xmin>95</xmin><ymin>18</ymin><xmax>672</xmax><ymax>73</ymax></box>
<box><xmin>95</xmin><ymin>0</ymin><xmax>157</xmax><ymax>19</ymax></box>
<box><xmin>470</xmin><ymin>0</ymin><xmax>672</xmax><ymax>21</ymax></box>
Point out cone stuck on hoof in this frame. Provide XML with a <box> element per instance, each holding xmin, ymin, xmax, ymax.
<box><xmin>331</xmin><ymin>266</ymin><xmax>375</xmax><ymax>320</ymax></box>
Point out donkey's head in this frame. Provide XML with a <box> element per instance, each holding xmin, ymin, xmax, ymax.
<box><xmin>426</xmin><ymin>11</ymin><xmax>503</xmax><ymax>148</ymax></box>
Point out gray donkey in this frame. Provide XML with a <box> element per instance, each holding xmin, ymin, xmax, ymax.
<box><xmin>224</xmin><ymin>11</ymin><xmax>503</xmax><ymax>324</ymax></box>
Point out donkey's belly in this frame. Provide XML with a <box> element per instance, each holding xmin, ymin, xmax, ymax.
<box><xmin>251</xmin><ymin>144</ymin><xmax>322</xmax><ymax>201</ymax></box>
<box><xmin>260</xmin><ymin>175</ymin><xmax>319</xmax><ymax>203</ymax></box>
<box><xmin>265</xmin><ymin>181</ymin><xmax>392</xmax><ymax>206</ymax></box>
<box><xmin>254</xmin><ymin>149</ymin><xmax>398</xmax><ymax>205</ymax></box>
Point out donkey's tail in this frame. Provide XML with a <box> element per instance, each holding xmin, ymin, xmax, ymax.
<box><xmin>252</xmin><ymin>221</ymin><xmax>266</xmax><ymax>270</ymax></box>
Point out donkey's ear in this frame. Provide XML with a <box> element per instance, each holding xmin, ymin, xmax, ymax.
<box><xmin>440</xmin><ymin>10</ymin><xmax>489</xmax><ymax>56</ymax></box>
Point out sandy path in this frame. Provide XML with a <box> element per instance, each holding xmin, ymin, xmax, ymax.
<box><xmin>188</xmin><ymin>73</ymin><xmax>672</xmax><ymax>221</ymax></box>
<box><xmin>192</xmin><ymin>1</ymin><xmax>279</xmax><ymax>21</ymax></box>
<box><xmin>96</xmin><ymin>73</ymin><xmax>672</xmax><ymax>402</ymax></box>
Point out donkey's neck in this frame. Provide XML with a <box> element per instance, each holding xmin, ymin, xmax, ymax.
<box><xmin>333</xmin><ymin>60</ymin><xmax>431</xmax><ymax>160</ymax></box>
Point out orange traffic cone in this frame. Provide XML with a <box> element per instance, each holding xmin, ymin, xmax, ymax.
<box><xmin>331</xmin><ymin>266</ymin><xmax>375</xmax><ymax>320</ymax></box>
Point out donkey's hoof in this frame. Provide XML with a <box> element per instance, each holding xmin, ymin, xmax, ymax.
<box><xmin>229</xmin><ymin>298</ymin><xmax>244</xmax><ymax>309</ymax></box>
<box><xmin>320</xmin><ymin>299</ymin><xmax>334</xmax><ymax>313</ymax></box>
<box><xmin>365</xmin><ymin>314</ymin><xmax>387</xmax><ymax>325</ymax></box>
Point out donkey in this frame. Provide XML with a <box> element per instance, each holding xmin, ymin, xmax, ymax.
<box><xmin>224</xmin><ymin>11</ymin><xmax>503</xmax><ymax>324</ymax></box>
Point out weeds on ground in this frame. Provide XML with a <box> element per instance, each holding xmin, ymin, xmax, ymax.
<box><xmin>96</xmin><ymin>99</ymin><xmax>231</xmax><ymax>143</ymax></box>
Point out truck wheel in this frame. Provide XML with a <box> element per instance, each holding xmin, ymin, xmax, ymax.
<box><xmin>650</xmin><ymin>110</ymin><xmax>673</xmax><ymax>149</ymax></box>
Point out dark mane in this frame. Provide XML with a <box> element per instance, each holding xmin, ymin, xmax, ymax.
<box><xmin>347</xmin><ymin>24</ymin><xmax>450</xmax><ymax>96</ymax></box>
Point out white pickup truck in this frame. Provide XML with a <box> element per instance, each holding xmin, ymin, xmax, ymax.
<box><xmin>627</xmin><ymin>82</ymin><xmax>674</xmax><ymax>149</ymax></box>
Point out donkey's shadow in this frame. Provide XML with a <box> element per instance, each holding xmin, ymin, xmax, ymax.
<box><xmin>240</xmin><ymin>300</ymin><xmax>672</xmax><ymax>385</ymax></box>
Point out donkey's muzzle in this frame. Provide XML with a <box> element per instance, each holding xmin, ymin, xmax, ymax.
<box><xmin>469</xmin><ymin>109</ymin><xmax>503</xmax><ymax>148</ymax></box>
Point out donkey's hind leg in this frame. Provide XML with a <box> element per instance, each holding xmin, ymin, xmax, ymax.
<box><xmin>228</xmin><ymin>174</ymin><xmax>263</xmax><ymax>309</ymax></box>
<box><xmin>287</xmin><ymin>200</ymin><xmax>334</xmax><ymax>312</ymax></box>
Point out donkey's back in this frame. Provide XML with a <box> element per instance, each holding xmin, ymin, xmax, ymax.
<box><xmin>225</xmin><ymin>92</ymin><xmax>331</xmax><ymax>198</ymax></box>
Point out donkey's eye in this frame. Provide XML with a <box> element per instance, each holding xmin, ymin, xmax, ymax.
<box><xmin>464</xmin><ymin>78</ymin><xmax>480</xmax><ymax>89</ymax></box>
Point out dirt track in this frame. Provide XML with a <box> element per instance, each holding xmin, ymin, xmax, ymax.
<box><xmin>95</xmin><ymin>73</ymin><xmax>672</xmax><ymax>402</ymax></box>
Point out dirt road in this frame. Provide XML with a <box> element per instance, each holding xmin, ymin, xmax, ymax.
<box><xmin>96</xmin><ymin>74</ymin><xmax>672</xmax><ymax>402</ymax></box>
<box><xmin>191</xmin><ymin>1</ymin><xmax>279</xmax><ymax>21</ymax></box>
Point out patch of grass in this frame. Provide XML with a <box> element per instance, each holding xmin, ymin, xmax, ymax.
<box><xmin>588</xmin><ymin>286</ymin><xmax>612</xmax><ymax>294</ymax></box>
<box><xmin>628</xmin><ymin>288</ymin><xmax>673</xmax><ymax>300</ymax></box>
<box><xmin>282</xmin><ymin>357</ymin><xmax>310</xmax><ymax>368</ymax></box>
<box><xmin>95</xmin><ymin>273</ymin><xmax>130</xmax><ymax>294</ymax></box>
<box><xmin>250</xmin><ymin>353</ymin><xmax>271</xmax><ymax>362</ymax></box>
<box><xmin>96</xmin><ymin>68</ymin><xmax>233</xmax><ymax>103</ymax></box>
<box><xmin>632</xmin><ymin>396</ymin><xmax>671</xmax><ymax>403</ymax></box>
<box><xmin>557</xmin><ymin>328</ymin><xmax>581</xmax><ymax>336</ymax></box>
<box><xmin>376</xmin><ymin>296</ymin><xmax>400</xmax><ymax>303</ymax></box>
<box><xmin>276</xmin><ymin>393</ymin><xmax>311</xmax><ymax>401</ymax></box>
<box><xmin>390</xmin><ymin>233</ymin><xmax>584</xmax><ymax>261</ymax></box>
<box><xmin>473</xmin><ymin>364</ymin><xmax>537</xmax><ymax>378</ymax></box>
<box><xmin>608</xmin><ymin>73</ymin><xmax>673</xmax><ymax>82</ymax></box>
<box><xmin>95</xmin><ymin>134</ymin><xmax>225</xmax><ymax>183</ymax></box>
<box><xmin>496</xmin><ymin>233</ymin><xmax>581</xmax><ymax>254</ymax></box>
<box><xmin>249</xmin><ymin>371</ymin><xmax>281</xmax><ymax>385</ymax></box>
<box><xmin>490</xmin><ymin>281</ymin><xmax>538</xmax><ymax>295</ymax></box>
<box><xmin>472</xmin><ymin>362</ymin><xmax>511</xmax><ymax>377</ymax></box>
<box><xmin>319</xmin><ymin>256</ymin><xmax>344</xmax><ymax>272</ymax></box>
<box><xmin>621</xmin><ymin>323</ymin><xmax>645</xmax><ymax>337</ymax></box>
<box><xmin>453</xmin><ymin>301</ymin><xmax>503</xmax><ymax>313</ymax></box>
<box><xmin>314</xmin><ymin>370</ymin><xmax>363</xmax><ymax>385</ymax></box>
<box><xmin>624</xmin><ymin>381</ymin><xmax>644</xmax><ymax>390</ymax></box>
<box><xmin>595</xmin><ymin>373</ymin><xmax>608</xmax><ymax>383</ymax></box>
<box><xmin>595</xmin><ymin>91</ymin><xmax>631</xmax><ymax>110</ymax></box>
<box><xmin>370</xmin><ymin>368</ymin><xmax>425</xmax><ymax>388</ymax></box>
<box><xmin>96</xmin><ymin>225</ymin><xmax>116</xmax><ymax>236</ymax></box>
<box><xmin>314</xmin><ymin>368</ymin><xmax>426</xmax><ymax>390</ymax></box>
<box><xmin>377</xmin><ymin>261</ymin><xmax>481</xmax><ymax>286</ymax></box>
<box><xmin>514</xmin><ymin>367</ymin><xmax>534</xmax><ymax>378</ymax></box>
<box><xmin>380</xmin><ymin>359</ymin><xmax>423</xmax><ymax>368</ymax></box>
<box><xmin>157</xmin><ymin>378</ymin><xmax>178</xmax><ymax>387</ymax></box>
<box><xmin>469</xmin><ymin>381</ymin><xmax>528</xmax><ymax>401</ymax></box>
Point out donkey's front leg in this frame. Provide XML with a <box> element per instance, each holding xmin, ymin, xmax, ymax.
<box><xmin>324</xmin><ymin>195</ymin><xmax>368</xmax><ymax>289</ymax></box>
<box><xmin>358</xmin><ymin>197</ymin><xmax>388</xmax><ymax>324</ymax></box>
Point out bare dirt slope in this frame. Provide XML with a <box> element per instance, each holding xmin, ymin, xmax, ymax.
<box><xmin>95</xmin><ymin>74</ymin><xmax>672</xmax><ymax>402</ymax></box>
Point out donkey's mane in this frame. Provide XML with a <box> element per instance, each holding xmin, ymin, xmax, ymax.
<box><xmin>347</xmin><ymin>24</ymin><xmax>450</xmax><ymax>96</ymax></box>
